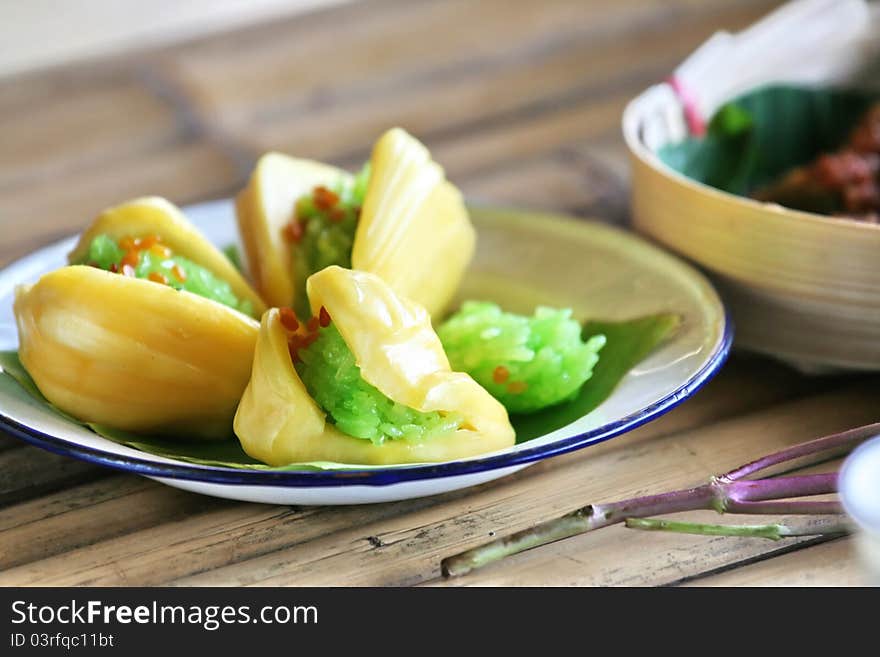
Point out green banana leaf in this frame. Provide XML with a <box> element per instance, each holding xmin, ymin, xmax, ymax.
<box><xmin>658</xmin><ymin>84</ymin><xmax>879</xmax><ymax>197</ymax></box>
<box><xmin>0</xmin><ymin>313</ymin><xmax>677</xmax><ymax>469</ymax></box>
<box><xmin>222</xmin><ymin>243</ymin><xmax>243</xmax><ymax>273</ymax></box>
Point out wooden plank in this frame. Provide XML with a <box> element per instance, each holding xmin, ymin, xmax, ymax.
<box><xmin>164</xmin><ymin>0</ymin><xmax>692</xmax><ymax>124</ymax></box>
<box><xmin>0</xmin><ymin>476</ymin><xmax>220</xmax><ymax>569</ymax></box>
<box><xmin>432</xmin><ymin>94</ymin><xmax>633</xmax><ymax>183</ymax></box>
<box><xmin>681</xmin><ymin>536</ymin><xmax>871</xmax><ymax>587</ymax></box>
<box><xmin>0</xmin><ymin>80</ymin><xmax>179</xmax><ymax>191</ymax></box>
<box><xmin>199</xmin><ymin>1</ymin><xmax>775</xmax><ymax>166</ymax></box>
<box><xmin>0</xmin><ymin>496</ymin><xmax>452</xmax><ymax>586</ymax></box>
<box><xmin>0</xmin><ymin>356</ymin><xmax>822</xmax><ymax>585</ymax></box>
<box><xmin>462</xmin><ymin>150</ymin><xmax>630</xmax><ymax>225</ymax></box>
<box><xmin>0</xmin><ymin>141</ymin><xmax>241</xmax><ymax>267</ymax></box>
<box><xmin>0</xmin><ymin>434</ymin><xmax>21</xmax><ymax>453</ymax></box>
<box><xmin>0</xmin><ymin>446</ymin><xmax>105</xmax><ymax>508</ymax></box>
<box><xmin>0</xmin><ymin>66</ymin><xmax>137</xmax><ymax>117</ymax></box>
<box><xmin>171</xmin><ymin>385</ymin><xmax>878</xmax><ymax>586</ymax></box>
<box><xmin>0</xmin><ymin>0</ymin><xmax>345</xmax><ymax>77</ymax></box>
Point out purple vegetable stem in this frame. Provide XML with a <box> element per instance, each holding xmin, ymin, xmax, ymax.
<box><xmin>723</xmin><ymin>422</ymin><xmax>880</xmax><ymax>481</ymax></box>
<box><xmin>441</xmin><ymin>422</ymin><xmax>880</xmax><ymax>578</ymax></box>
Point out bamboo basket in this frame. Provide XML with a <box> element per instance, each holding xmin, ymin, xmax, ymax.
<box><xmin>623</xmin><ymin>0</ymin><xmax>880</xmax><ymax>372</ymax></box>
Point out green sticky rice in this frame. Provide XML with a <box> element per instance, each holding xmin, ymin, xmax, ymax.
<box><xmin>85</xmin><ymin>234</ymin><xmax>254</xmax><ymax>317</ymax></box>
<box><xmin>438</xmin><ymin>301</ymin><xmax>606</xmax><ymax>414</ymax></box>
<box><xmin>295</xmin><ymin>323</ymin><xmax>462</xmax><ymax>445</ymax></box>
<box><xmin>291</xmin><ymin>163</ymin><xmax>371</xmax><ymax>316</ymax></box>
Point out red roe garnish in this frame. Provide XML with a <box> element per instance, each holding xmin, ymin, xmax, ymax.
<box><xmin>280</xmin><ymin>306</ymin><xmax>329</xmax><ymax>364</ymax></box>
<box><xmin>279</xmin><ymin>307</ymin><xmax>300</xmax><ymax>332</ymax></box>
<box><xmin>118</xmin><ymin>234</ymin><xmax>166</xmax><ymax>271</ymax></box>
<box><xmin>121</xmin><ymin>250</ymin><xmax>140</xmax><ymax>268</ymax></box>
<box><xmin>313</xmin><ymin>185</ymin><xmax>339</xmax><ymax>211</ymax></box>
<box><xmin>107</xmin><ymin>235</ymin><xmax>180</xmax><ymax>283</ymax></box>
<box><xmin>507</xmin><ymin>381</ymin><xmax>528</xmax><ymax>395</ymax></box>
<box><xmin>287</xmin><ymin>336</ymin><xmax>301</xmax><ymax>363</ymax></box>
<box><xmin>138</xmin><ymin>235</ymin><xmax>158</xmax><ymax>250</ymax></box>
<box><xmin>492</xmin><ymin>365</ymin><xmax>510</xmax><ymax>384</ymax></box>
<box><xmin>283</xmin><ymin>219</ymin><xmax>304</xmax><ymax>243</ymax></box>
<box><xmin>287</xmin><ymin>330</ymin><xmax>315</xmax><ymax>363</ymax></box>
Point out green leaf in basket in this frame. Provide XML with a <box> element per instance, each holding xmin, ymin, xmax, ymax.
<box><xmin>510</xmin><ymin>313</ymin><xmax>681</xmax><ymax>442</ymax></box>
<box><xmin>658</xmin><ymin>84</ymin><xmax>879</xmax><ymax>197</ymax></box>
<box><xmin>708</xmin><ymin>102</ymin><xmax>754</xmax><ymax>138</ymax></box>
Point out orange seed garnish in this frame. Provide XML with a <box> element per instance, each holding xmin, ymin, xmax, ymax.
<box><xmin>139</xmin><ymin>235</ymin><xmax>158</xmax><ymax>250</ymax></box>
<box><xmin>148</xmin><ymin>271</ymin><xmax>168</xmax><ymax>285</ymax></box>
<box><xmin>493</xmin><ymin>366</ymin><xmax>510</xmax><ymax>384</ymax></box>
<box><xmin>121</xmin><ymin>250</ymin><xmax>139</xmax><ymax>268</ymax></box>
<box><xmin>283</xmin><ymin>219</ymin><xmax>304</xmax><ymax>243</ymax></box>
<box><xmin>279</xmin><ymin>307</ymin><xmax>300</xmax><ymax>332</ymax></box>
<box><xmin>313</xmin><ymin>185</ymin><xmax>339</xmax><ymax>211</ymax></box>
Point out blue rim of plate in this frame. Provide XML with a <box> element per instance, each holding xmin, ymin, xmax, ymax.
<box><xmin>0</xmin><ymin>315</ymin><xmax>732</xmax><ymax>487</ymax></box>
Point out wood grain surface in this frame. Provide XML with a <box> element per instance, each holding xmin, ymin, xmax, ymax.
<box><xmin>2</xmin><ymin>0</ymin><xmax>872</xmax><ymax>586</ymax></box>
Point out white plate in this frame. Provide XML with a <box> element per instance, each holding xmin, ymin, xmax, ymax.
<box><xmin>0</xmin><ymin>201</ymin><xmax>730</xmax><ymax>504</ymax></box>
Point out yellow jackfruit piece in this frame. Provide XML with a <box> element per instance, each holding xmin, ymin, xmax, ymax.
<box><xmin>234</xmin><ymin>266</ymin><xmax>514</xmax><ymax>465</ymax></box>
<box><xmin>14</xmin><ymin>197</ymin><xmax>265</xmax><ymax>439</ymax></box>
<box><xmin>15</xmin><ymin>267</ymin><xmax>258</xmax><ymax>439</ymax></box>
<box><xmin>235</xmin><ymin>128</ymin><xmax>475</xmax><ymax>317</ymax></box>
<box><xmin>69</xmin><ymin>196</ymin><xmax>266</xmax><ymax>316</ymax></box>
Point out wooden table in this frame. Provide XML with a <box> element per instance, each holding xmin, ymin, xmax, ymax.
<box><xmin>0</xmin><ymin>0</ymin><xmax>873</xmax><ymax>587</ymax></box>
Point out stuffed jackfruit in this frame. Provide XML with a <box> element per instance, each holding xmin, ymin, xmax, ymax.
<box><xmin>233</xmin><ymin>266</ymin><xmax>515</xmax><ymax>466</ymax></box>
<box><xmin>13</xmin><ymin>197</ymin><xmax>264</xmax><ymax>439</ymax></box>
<box><xmin>236</xmin><ymin>128</ymin><xmax>475</xmax><ymax>318</ymax></box>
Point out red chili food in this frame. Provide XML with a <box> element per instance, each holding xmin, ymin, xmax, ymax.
<box><xmin>755</xmin><ymin>102</ymin><xmax>880</xmax><ymax>222</ymax></box>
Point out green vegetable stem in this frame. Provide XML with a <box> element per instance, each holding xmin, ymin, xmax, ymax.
<box><xmin>441</xmin><ymin>422</ymin><xmax>878</xmax><ymax>577</ymax></box>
